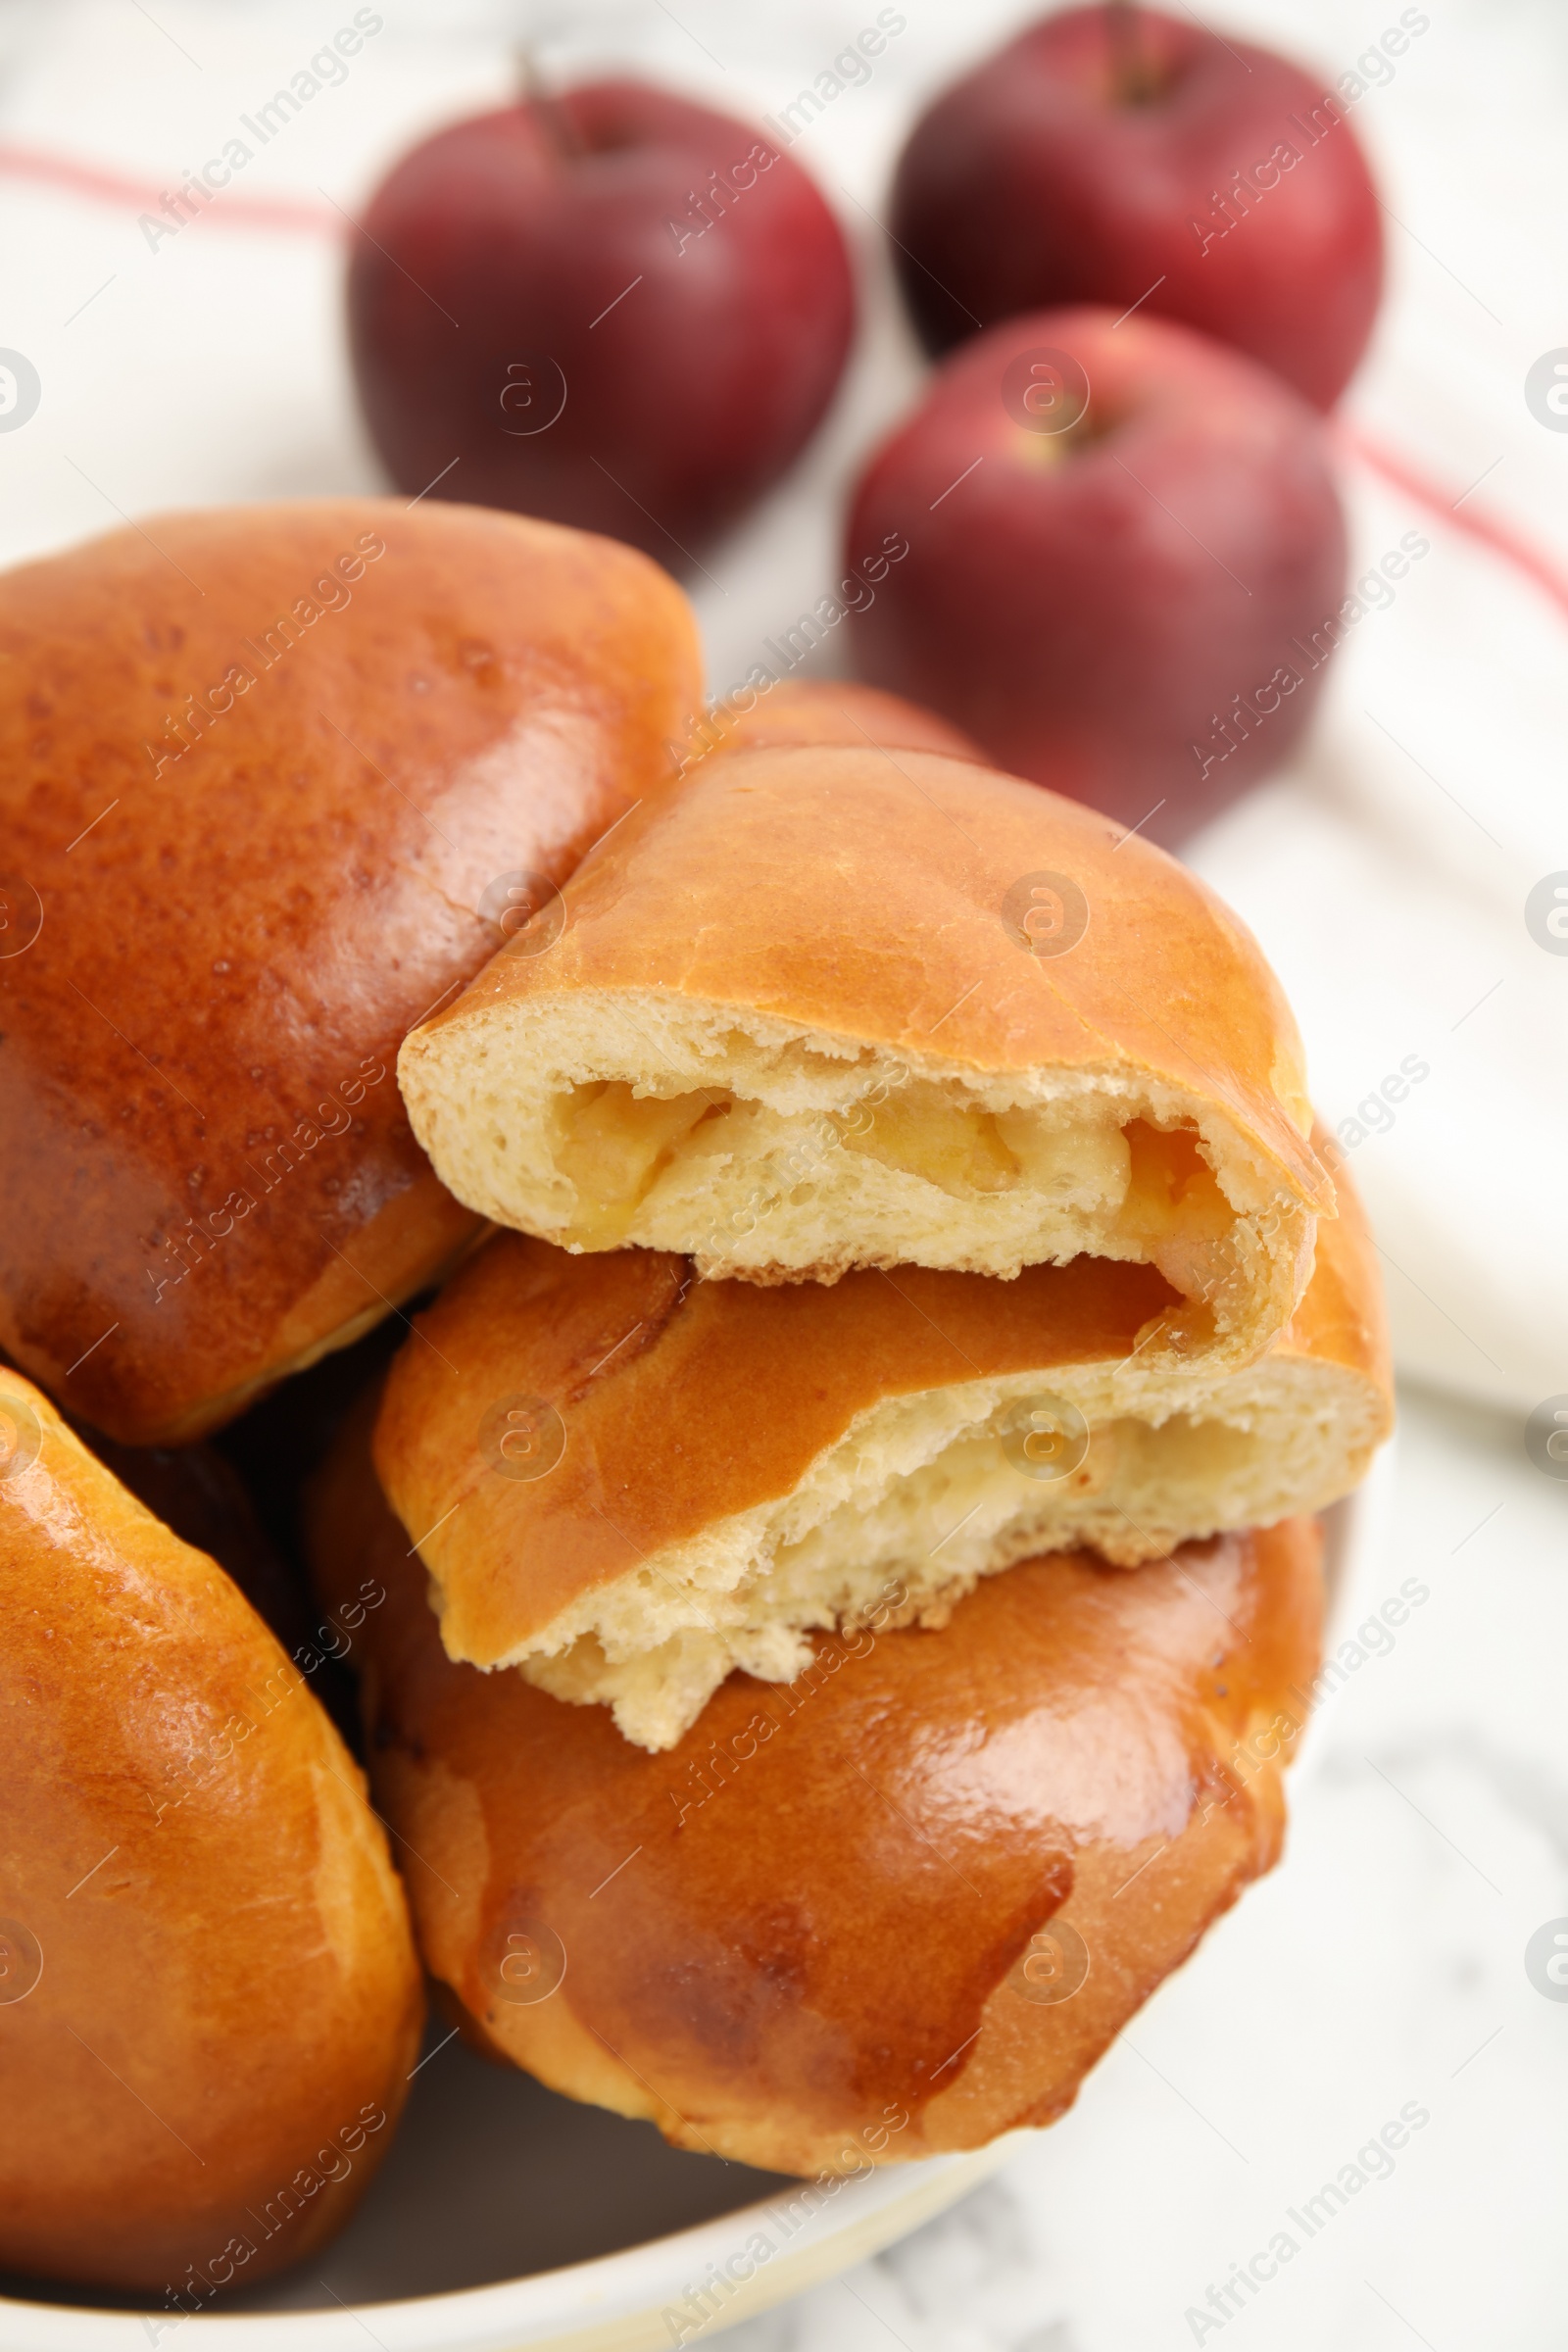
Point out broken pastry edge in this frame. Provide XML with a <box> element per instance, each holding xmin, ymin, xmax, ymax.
<box><xmin>423</xmin><ymin>1348</ymin><xmax>1385</xmax><ymax>1751</ymax></box>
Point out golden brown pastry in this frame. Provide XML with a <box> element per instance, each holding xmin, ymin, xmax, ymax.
<box><xmin>88</xmin><ymin>1433</ymin><xmax>314</xmax><ymax>1657</ymax></box>
<box><xmin>0</xmin><ymin>500</ymin><xmax>701</xmax><ymax>1445</ymax></box>
<box><xmin>0</xmin><ymin>1371</ymin><xmax>423</xmax><ymax>2292</ymax></box>
<box><xmin>371</xmin><ymin>1151</ymin><xmax>1386</xmax><ymax>1747</ymax></box>
<box><xmin>311</xmin><ymin>1408</ymin><xmax>1322</xmax><ymax>2179</ymax></box>
<box><xmin>686</xmin><ymin>675</ymin><xmax>986</xmax><ymax>764</ymax></box>
<box><xmin>398</xmin><ymin>745</ymin><xmax>1331</xmax><ymax>1365</ymax></box>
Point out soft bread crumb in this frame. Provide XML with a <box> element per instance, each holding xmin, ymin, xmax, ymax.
<box><xmin>399</xmin><ymin>991</ymin><xmax>1316</xmax><ymax>1367</ymax></box>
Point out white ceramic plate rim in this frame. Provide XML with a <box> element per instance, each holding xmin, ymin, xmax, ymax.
<box><xmin>0</xmin><ymin>2144</ymin><xmax>1012</xmax><ymax>2351</ymax></box>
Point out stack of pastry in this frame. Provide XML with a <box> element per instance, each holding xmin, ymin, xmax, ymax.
<box><xmin>335</xmin><ymin>680</ymin><xmax>1391</xmax><ymax>2176</ymax></box>
<box><xmin>0</xmin><ymin>505</ymin><xmax>1389</xmax><ymax>2297</ymax></box>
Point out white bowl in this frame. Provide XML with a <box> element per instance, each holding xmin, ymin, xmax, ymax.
<box><xmin>0</xmin><ymin>2096</ymin><xmax>1013</xmax><ymax>2352</ymax></box>
<box><xmin>0</xmin><ymin>1472</ymin><xmax>1388</xmax><ymax>2352</ymax></box>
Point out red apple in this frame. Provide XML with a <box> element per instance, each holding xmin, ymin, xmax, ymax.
<box><xmin>843</xmin><ymin>307</ymin><xmax>1348</xmax><ymax>842</ymax></box>
<box><xmin>890</xmin><ymin>4</ymin><xmax>1384</xmax><ymax>411</ymax></box>
<box><xmin>347</xmin><ymin>81</ymin><xmax>856</xmax><ymax>564</ymax></box>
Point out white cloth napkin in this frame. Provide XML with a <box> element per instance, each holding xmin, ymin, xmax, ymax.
<box><xmin>0</xmin><ymin>0</ymin><xmax>1558</xmax><ymax>1414</ymax></box>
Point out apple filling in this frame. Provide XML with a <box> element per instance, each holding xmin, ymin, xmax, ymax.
<box><xmin>547</xmin><ymin>1082</ymin><xmax>730</xmax><ymax>1246</ymax></box>
<box><xmin>548</xmin><ymin>1078</ymin><xmax>1239</xmax><ymax>1301</ymax></box>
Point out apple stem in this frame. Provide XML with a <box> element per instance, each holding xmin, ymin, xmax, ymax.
<box><xmin>517</xmin><ymin>48</ymin><xmax>585</xmax><ymax>158</ymax></box>
<box><xmin>1104</xmin><ymin>1</ymin><xmax>1158</xmax><ymax>104</ymax></box>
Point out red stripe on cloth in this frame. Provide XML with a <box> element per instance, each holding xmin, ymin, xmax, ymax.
<box><xmin>0</xmin><ymin>143</ymin><xmax>344</xmax><ymax>234</ymax></box>
<box><xmin>1341</xmin><ymin>421</ymin><xmax>1568</xmax><ymax>626</ymax></box>
<box><xmin>10</xmin><ymin>129</ymin><xmax>1567</xmax><ymax>636</ymax></box>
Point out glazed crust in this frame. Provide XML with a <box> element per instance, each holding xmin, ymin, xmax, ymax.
<box><xmin>0</xmin><ymin>1370</ymin><xmax>424</xmax><ymax>2293</ymax></box>
<box><xmin>312</xmin><ymin>1413</ymin><xmax>1322</xmax><ymax>2179</ymax></box>
<box><xmin>1278</xmin><ymin>1129</ymin><xmax>1391</xmax><ymax>1387</ymax></box>
<box><xmin>689</xmin><ymin>676</ymin><xmax>987</xmax><ymax>765</ymax></box>
<box><xmin>0</xmin><ymin>499</ymin><xmax>702</xmax><ymax>1444</ymax></box>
